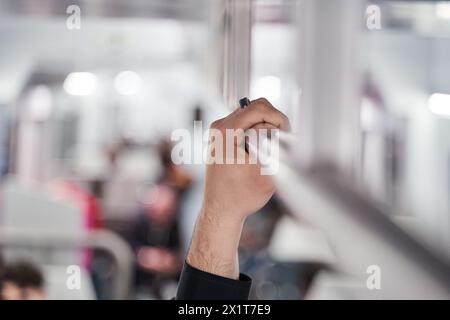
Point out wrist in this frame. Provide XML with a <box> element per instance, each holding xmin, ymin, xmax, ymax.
<box><xmin>187</xmin><ymin>205</ymin><xmax>246</xmax><ymax>279</ymax></box>
<box><xmin>201</xmin><ymin>203</ymin><xmax>246</xmax><ymax>228</ymax></box>
<box><xmin>201</xmin><ymin>195</ymin><xmax>248</xmax><ymax>225</ymax></box>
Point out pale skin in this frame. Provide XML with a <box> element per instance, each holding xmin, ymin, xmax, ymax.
<box><xmin>186</xmin><ymin>98</ymin><xmax>290</xmax><ymax>279</ymax></box>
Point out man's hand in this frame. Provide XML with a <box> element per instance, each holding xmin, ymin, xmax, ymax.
<box><xmin>187</xmin><ymin>98</ymin><xmax>290</xmax><ymax>279</ymax></box>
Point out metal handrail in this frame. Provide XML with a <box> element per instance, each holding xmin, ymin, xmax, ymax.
<box><xmin>252</xmin><ymin>132</ymin><xmax>450</xmax><ymax>298</ymax></box>
<box><xmin>275</xmin><ymin>156</ymin><xmax>450</xmax><ymax>299</ymax></box>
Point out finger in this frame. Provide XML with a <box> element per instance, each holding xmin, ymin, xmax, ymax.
<box><xmin>250</xmin><ymin>122</ymin><xmax>278</xmax><ymax>138</ymax></box>
<box><xmin>244</xmin><ymin>123</ymin><xmax>277</xmax><ymax>150</ymax></box>
<box><xmin>227</xmin><ymin>98</ymin><xmax>290</xmax><ymax>131</ymax></box>
<box><xmin>250</xmin><ymin>98</ymin><xmax>291</xmax><ymax>131</ymax></box>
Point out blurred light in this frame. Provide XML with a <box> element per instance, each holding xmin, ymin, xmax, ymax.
<box><xmin>428</xmin><ymin>93</ymin><xmax>450</xmax><ymax>118</ymax></box>
<box><xmin>435</xmin><ymin>2</ymin><xmax>450</xmax><ymax>19</ymax></box>
<box><xmin>114</xmin><ymin>71</ymin><xmax>142</xmax><ymax>95</ymax></box>
<box><xmin>29</xmin><ymin>85</ymin><xmax>52</xmax><ymax>121</ymax></box>
<box><xmin>253</xmin><ymin>76</ymin><xmax>281</xmax><ymax>101</ymax></box>
<box><xmin>63</xmin><ymin>72</ymin><xmax>97</xmax><ymax>96</ymax></box>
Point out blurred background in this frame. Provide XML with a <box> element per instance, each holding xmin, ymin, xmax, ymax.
<box><xmin>0</xmin><ymin>0</ymin><xmax>449</xmax><ymax>300</ymax></box>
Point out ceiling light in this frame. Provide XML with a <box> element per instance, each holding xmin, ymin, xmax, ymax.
<box><xmin>114</xmin><ymin>71</ymin><xmax>142</xmax><ymax>96</ymax></box>
<box><xmin>63</xmin><ymin>72</ymin><xmax>97</xmax><ymax>96</ymax></box>
<box><xmin>428</xmin><ymin>93</ymin><xmax>450</xmax><ymax>118</ymax></box>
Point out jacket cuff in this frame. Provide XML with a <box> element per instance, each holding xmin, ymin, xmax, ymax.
<box><xmin>176</xmin><ymin>261</ymin><xmax>251</xmax><ymax>300</ymax></box>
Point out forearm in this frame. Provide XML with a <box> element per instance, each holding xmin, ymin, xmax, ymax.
<box><xmin>186</xmin><ymin>205</ymin><xmax>245</xmax><ymax>280</ymax></box>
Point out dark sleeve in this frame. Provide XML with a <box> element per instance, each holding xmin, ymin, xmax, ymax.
<box><xmin>176</xmin><ymin>262</ymin><xmax>251</xmax><ymax>300</ymax></box>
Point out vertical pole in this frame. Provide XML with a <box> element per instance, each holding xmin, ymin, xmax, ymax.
<box><xmin>296</xmin><ymin>0</ymin><xmax>363</xmax><ymax>177</ymax></box>
<box><xmin>222</xmin><ymin>0</ymin><xmax>252</xmax><ymax>109</ymax></box>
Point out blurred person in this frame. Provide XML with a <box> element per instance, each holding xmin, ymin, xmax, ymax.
<box><xmin>50</xmin><ymin>177</ymin><xmax>104</xmax><ymax>290</ymax></box>
<box><xmin>0</xmin><ymin>261</ymin><xmax>45</xmax><ymax>300</ymax></box>
<box><xmin>129</xmin><ymin>140</ymin><xmax>192</xmax><ymax>299</ymax></box>
<box><xmin>51</xmin><ymin>179</ymin><xmax>103</xmax><ymax>233</ymax></box>
<box><xmin>176</xmin><ymin>98</ymin><xmax>290</xmax><ymax>300</ymax></box>
<box><xmin>157</xmin><ymin>139</ymin><xmax>192</xmax><ymax>192</ymax></box>
<box><xmin>130</xmin><ymin>184</ymin><xmax>182</xmax><ymax>299</ymax></box>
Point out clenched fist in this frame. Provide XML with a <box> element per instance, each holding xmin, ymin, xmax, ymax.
<box><xmin>187</xmin><ymin>98</ymin><xmax>290</xmax><ymax>279</ymax></box>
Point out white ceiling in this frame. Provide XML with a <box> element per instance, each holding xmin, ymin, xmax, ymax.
<box><xmin>0</xmin><ymin>16</ymin><xmax>207</xmax><ymax>104</ymax></box>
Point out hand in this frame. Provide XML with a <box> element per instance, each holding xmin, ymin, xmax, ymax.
<box><xmin>187</xmin><ymin>98</ymin><xmax>290</xmax><ymax>279</ymax></box>
<box><xmin>203</xmin><ymin>98</ymin><xmax>290</xmax><ymax>220</ymax></box>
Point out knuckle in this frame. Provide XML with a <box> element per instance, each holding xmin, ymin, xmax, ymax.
<box><xmin>253</xmin><ymin>97</ymin><xmax>270</xmax><ymax>105</ymax></box>
<box><xmin>252</xmin><ymin>101</ymin><xmax>271</xmax><ymax>112</ymax></box>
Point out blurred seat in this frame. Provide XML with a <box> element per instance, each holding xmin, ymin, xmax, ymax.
<box><xmin>0</xmin><ymin>176</ymin><xmax>84</xmax><ymax>265</ymax></box>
